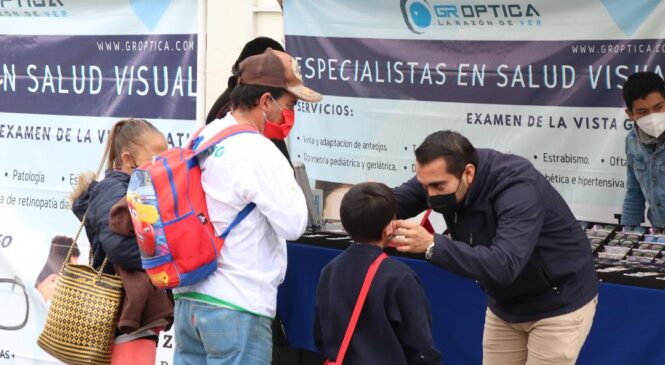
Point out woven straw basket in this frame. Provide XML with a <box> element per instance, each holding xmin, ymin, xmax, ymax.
<box><xmin>38</xmin><ymin>262</ymin><xmax>123</xmax><ymax>365</ymax></box>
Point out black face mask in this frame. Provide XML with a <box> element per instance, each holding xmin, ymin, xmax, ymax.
<box><xmin>428</xmin><ymin>176</ymin><xmax>463</xmax><ymax>217</ymax></box>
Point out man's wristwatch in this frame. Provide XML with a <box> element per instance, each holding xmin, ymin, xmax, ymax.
<box><xmin>425</xmin><ymin>241</ymin><xmax>436</xmax><ymax>261</ymax></box>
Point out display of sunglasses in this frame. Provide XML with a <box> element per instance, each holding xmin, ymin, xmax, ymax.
<box><xmin>624</xmin><ymin>271</ymin><xmax>660</xmax><ymax>277</ymax></box>
<box><xmin>598</xmin><ymin>252</ymin><xmax>626</xmax><ymax>260</ymax></box>
<box><xmin>587</xmin><ymin>231</ymin><xmax>610</xmax><ymax>239</ymax></box>
<box><xmin>605</xmin><ymin>239</ymin><xmax>619</xmax><ymax>246</ymax></box>
<box><xmin>589</xmin><ymin>237</ymin><xmax>604</xmax><ymax>245</ymax></box>
<box><xmin>647</xmin><ymin>227</ymin><xmax>663</xmax><ymax>235</ymax></box>
<box><xmin>622</xmin><ymin>226</ymin><xmax>647</xmax><ymax>235</ymax></box>
<box><xmin>642</xmin><ymin>236</ymin><xmax>665</xmax><ymax>244</ymax></box>
<box><xmin>637</xmin><ymin>243</ymin><xmax>664</xmax><ymax>251</ymax></box>
<box><xmin>606</xmin><ymin>239</ymin><xmax>636</xmax><ymax>248</ymax></box>
<box><xmin>584</xmin><ymin>222</ymin><xmax>665</xmax><ymax>265</ymax></box>
<box><xmin>629</xmin><ymin>250</ymin><xmax>657</xmax><ymax>258</ymax></box>
<box><xmin>594</xmin><ymin>231</ymin><xmax>610</xmax><ymax>239</ymax></box>
<box><xmin>613</xmin><ymin>233</ymin><xmax>641</xmax><ymax>241</ymax></box>
<box><xmin>621</xmin><ymin>241</ymin><xmax>637</xmax><ymax>248</ymax></box>
<box><xmin>591</xmin><ymin>224</ymin><xmax>615</xmax><ymax>232</ymax></box>
<box><xmin>604</xmin><ymin>246</ymin><xmax>631</xmax><ymax>255</ymax></box>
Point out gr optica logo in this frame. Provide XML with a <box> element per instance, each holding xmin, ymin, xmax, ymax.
<box><xmin>401</xmin><ymin>1</ymin><xmax>542</xmax><ymax>33</ymax></box>
<box><xmin>0</xmin><ymin>0</ymin><xmax>69</xmax><ymax>18</ymax></box>
<box><xmin>400</xmin><ymin>0</ymin><xmax>433</xmax><ymax>34</ymax></box>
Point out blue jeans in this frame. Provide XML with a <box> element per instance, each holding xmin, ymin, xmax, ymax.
<box><xmin>174</xmin><ymin>299</ymin><xmax>272</xmax><ymax>365</ymax></box>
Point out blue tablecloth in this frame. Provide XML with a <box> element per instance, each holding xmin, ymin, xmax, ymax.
<box><xmin>277</xmin><ymin>243</ymin><xmax>665</xmax><ymax>365</ymax></box>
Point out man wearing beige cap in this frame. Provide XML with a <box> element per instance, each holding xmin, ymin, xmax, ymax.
<box><xmin>173</xmin><ymin>49</ymin><xmax>322</xmax><ymax>365</ymax></box>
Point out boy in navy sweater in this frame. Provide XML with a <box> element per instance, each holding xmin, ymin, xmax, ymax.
<box><xmin>314</xmin><ymin>182</ymin><xmax>441</xmax><ymax>364</ymax></box>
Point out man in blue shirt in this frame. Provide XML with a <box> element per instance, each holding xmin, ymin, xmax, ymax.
<box><xmin>621</xmin><ymin>72</ymin><xmax>665</xmax><ymax>228</ymax></box>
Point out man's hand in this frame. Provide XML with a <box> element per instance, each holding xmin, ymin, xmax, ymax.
<box><xmin>393</xmin><ymin>219</ymin><xmax>434</xmax><ymax>253</ymax></box>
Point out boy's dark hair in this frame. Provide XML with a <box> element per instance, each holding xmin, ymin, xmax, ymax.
<box><xmin>229</xmin><ymin>84</ymin><xmax>286</xmax><ymax>111</ymax></box>
<box><xmin>340</xmin><ymin>182</ymin><xmax>397</xmax><ymax>243</ymax></box>
<box><xmin>415</xmin><ymin>130</ymin><xmax>478</xmax><ymax>176</ymax></box>
<box><xmin>623</xmin><ymin>72</ymin><xmax>665</xmax><ymax>111</ymax></box>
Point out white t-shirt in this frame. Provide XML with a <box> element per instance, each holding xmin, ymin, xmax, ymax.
<box><xmin>173</xmin><ymin>114</ymin><xmax>307</xmax><ymax>318</ymax></box>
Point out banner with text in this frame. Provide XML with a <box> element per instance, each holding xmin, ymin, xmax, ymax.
<box><xmin>284</xmin><ymin>0</ymin><xmax>665</xmax><ymax>222</ymax></box>
<box><xmin>0</xmin><ymin>1</ymin><xmax>202</xmax><ymax>363</ymax></box>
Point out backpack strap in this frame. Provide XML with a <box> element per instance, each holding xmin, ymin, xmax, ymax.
<box><xmin>219</xmin><ymin>203</ymin><xmax>256</xmax><ymax>239</ymax></box>
<box><xmin>329</xmin><ymin>252</ymin><xmax>388</xmax><ymax>365</ymax></box>
<box><xmin>190</xmin><ymin>124</ymin><xmax>258</xmax><ymax>156</ymax></box>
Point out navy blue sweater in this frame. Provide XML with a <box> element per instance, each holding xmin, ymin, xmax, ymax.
<box><xmin>72</xmin><ymin>170</ymin><xmax>142</xmax><ymax>274</ymax></box>
<box><xmin>395</xmin><ymin>149</ymin><xmax>598</xmax><ymax>323</ymax></box>
<box><xmin>314</xmin><ymin>244</ymin><xmax>441</xmax><ymax>365</ymax></box>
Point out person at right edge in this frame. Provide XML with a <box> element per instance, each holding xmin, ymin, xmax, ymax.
<box><xmin>620</xmin><ymin>72</ymin><xmax>665</xmax><ymax>228</ymax></box>
<box><xmin>393</xmin><ymin>130</ymin><xmax>598</xmax><ymax>365</ymax></box>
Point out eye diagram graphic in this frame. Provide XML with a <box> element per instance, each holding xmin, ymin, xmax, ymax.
<box><xmin>400</xmin><ymin>0</ymin><xmax>433</xmax><ymax>34</ymax></box>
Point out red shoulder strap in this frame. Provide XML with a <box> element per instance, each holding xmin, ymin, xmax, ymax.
<box><xmin>330</xmin><ymin>252</ymin><xmax>388</xmax><ymax>365</ymax></box>
<box><xmin>190</xmin><ymin>124</ymin><xmax>258</xmax><ymax>156</ymax></box>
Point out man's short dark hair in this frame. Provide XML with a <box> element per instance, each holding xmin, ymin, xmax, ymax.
<box><xmin>623</xmin><ymin>72</ymin><xmax>665</xmax><ymax>111</ymax></box>
<box><xmin>229</xmin><ymin>84</ymin><xmax>286</xmax><ymax>111</ymax></box>
<box><xmin>415</xmin><ymin>130</ymin><xmax>478</xmax><ymax>175</ymax></box>
<box><xmin>340</xmin><ymin>182</ymin><xmax>397</xmax><ymax>243</ymax></box>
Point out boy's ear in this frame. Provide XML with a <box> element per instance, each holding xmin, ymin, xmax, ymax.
<box><xmin>383</xmin><ymin>220</ymin><xmax>396</xmax><ymax>239</ymax></box>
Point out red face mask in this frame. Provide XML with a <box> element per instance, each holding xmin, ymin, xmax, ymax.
<box><xmin>263</xmin><ymin>109</ymin><xmax>295</xmax><ymax>140</ymax></box>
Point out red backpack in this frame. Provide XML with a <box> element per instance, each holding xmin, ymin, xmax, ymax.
<box><xmin>126</xmin><ymin>124</ymin><xmax>258</xmax><ymax>289</ymax></box>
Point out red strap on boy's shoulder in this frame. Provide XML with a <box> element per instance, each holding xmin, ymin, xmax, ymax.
<box><xmin>190</xmin><ymin>124</ymin><xmax>258</xmax><ymax>156</ymax></box>
<box><xmin>327</xmin><ymin>252</ymin><xmax>388</xmax><ymax>365</ymax></box>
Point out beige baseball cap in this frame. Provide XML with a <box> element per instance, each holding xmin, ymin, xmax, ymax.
<box><xmin>238</xmin><ymin>48</ymin><xmax>323</xmax><ymax>103</ymax></box>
